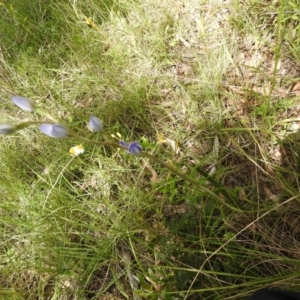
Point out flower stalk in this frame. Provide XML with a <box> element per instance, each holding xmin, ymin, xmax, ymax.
<box><xmin>1</xmin><ymin>96</ymin><xmax>235</xmax><ymax>208</ymax></box>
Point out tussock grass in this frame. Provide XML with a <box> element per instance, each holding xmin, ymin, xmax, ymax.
<box><xmin>1</xmin><ymin>0</ymin><xmax>300</xmax><ymax>299</ymax></box>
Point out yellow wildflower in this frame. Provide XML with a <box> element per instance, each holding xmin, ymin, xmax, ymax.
<box><xmin>85</xmin><ymin>17</ymin><xmax>99</xmax><ymax>30</ymax></box>
<box><xmin>70</xmin><ymin>144</ymin><xmax>84</xmax><ymax>156</ymax></box>
<box><xmin>157</xmin><ymin>133</ymin><xmax>180</xmax><ymax>154</ymax></box>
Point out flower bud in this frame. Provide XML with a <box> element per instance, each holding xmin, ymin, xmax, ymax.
<box><xmin>88</xmin><ymin>116</ymin><xmax>103</xmax><ymax>132</ymax></box>
<box><xmin>0</xmin><ymin>122</ymin><xmax>17</xmax><ymax>135</ymax></box>
<box><xmin>128</xmin><ymin>141</ymin><xmax>142</xmax><ymax>155</ymax></box>
<box><xmin>119</xmin><ymin>141</ymin><xmax>142</xmax><ymax>155</ymax></box>
<box><xmin>12</xmin><ymin>96</ymin><xmax>35</xmax><ymax>112</ymax></box>
<box><xmin>39</xmin><ymin>124</ymin><xmax>69</xmax><ymax>138</ymax></box>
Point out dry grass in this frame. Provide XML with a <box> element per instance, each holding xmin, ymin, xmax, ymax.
<box><xmin>1</xmin><ymin>0</ymin><xmax>300</xmax><ymax>299</ymax></box>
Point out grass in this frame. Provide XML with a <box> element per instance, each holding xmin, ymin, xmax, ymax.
<box><xmin>1</xmin><ymin>0</ymin><xmax>300</xmax><ymax>299</ymax></box>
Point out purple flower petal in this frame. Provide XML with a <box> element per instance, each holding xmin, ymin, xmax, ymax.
<box><xmin>89</xmin><ymin>116</ymin><xmax>103</xmax><ymax>132</ymax></box>
<box><xmin>0</xmin><ymin>123</ymin><xmax>16</xmax><ymax>135</ymax></box>
<box><xmin>12</xmin><ymin>96</ymin><xmax>35</xmax><ymax>112</ymax></box>
<box><xmin>39</xmin><ymin>124</ymin><xmax>69</xmax><ymax>138</ymax></box>
<box><xmin>52</xmin><ymin>124</ymin><xmax>69</xmax><ymax>137</ymax></box>
<box><xmin>128</xmin><ymin>141</ymin><xmax>142</xmax><ymax>155</ymax></box>
<box><xmin>120</xmin><ymin>141</ymin><xmax>142</xmax><ymax>155</ymax></box>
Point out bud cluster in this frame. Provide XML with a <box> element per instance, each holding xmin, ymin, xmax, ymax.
<box><xmin>1</xmin><ymin>96</ymin><xmax>142</xmax><ymax>155</ymax></box>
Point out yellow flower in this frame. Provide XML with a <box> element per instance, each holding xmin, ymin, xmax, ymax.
<box><xmin>157</xmin><ymin>133</ymin><xmax>166</xmax><ymax>144</ymax></box>
<box><xmin>157</xmin><ymin>133</ymin><xmax>180</xmax><ymax>154</ymax></box>
<box><xmin>85</xmin><ymin>17</ymin><xmax>99</xmax><ymax>30</ymax></box>
<box><xmin>70</xmin><ymin>144</ymin><xmax>84</xmax><ymax>156</ymax></box>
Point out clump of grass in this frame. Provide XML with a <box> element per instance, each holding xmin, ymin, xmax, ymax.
<box><xmin>1</xmin><ymin>0</ymin><xmax>300</xmax><ymax>299</ymax></box>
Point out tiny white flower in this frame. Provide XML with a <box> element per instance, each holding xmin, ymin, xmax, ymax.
<box><xmin>70</xmin><ymin>144</ymin><xmax>85</xmax><ymax>156</ymax></box>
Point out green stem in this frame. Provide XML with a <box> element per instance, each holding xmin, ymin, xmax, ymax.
<box><xmin>18</xmin><ymin>117</ymin><xmax>236</xmax><ymax>209</ymax></box>
<box><xmin>35</xmin><ymin>108</ymin><xmax>59</xmax><ymax>122</ymax></box>
<box><xmin>69</xmin><ymin>131</ymin><xmax>235</xmax><ymax>207</ymax></box>
<box><xmin>141</xmin><ymin>152</ymin><xmax>235</xmax><ymax>206</ymax></box>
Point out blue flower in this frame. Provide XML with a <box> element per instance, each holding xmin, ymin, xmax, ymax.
<box><xmin>12</xmin><ymin>96</ymin><xmax>35</xmax><ymax>112</ymax></box>
<box><xmin>88</xmin><ymin>116</ymin><xmax>103</xmax><ymax>132</ymax></box>
<box><xmin>39</xmin><ymin>124</ymin><xmax>69</xmax><ymax>138</ymax></box>
<box><xmin>0</xmin><ymin>122</ymin><xmax>17</xmax><ymax>135</ymax></box>
<box><xmin>120</xmin><ymin>141</ymin><xmax>142</xmax><ymax>155</ymax></box>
